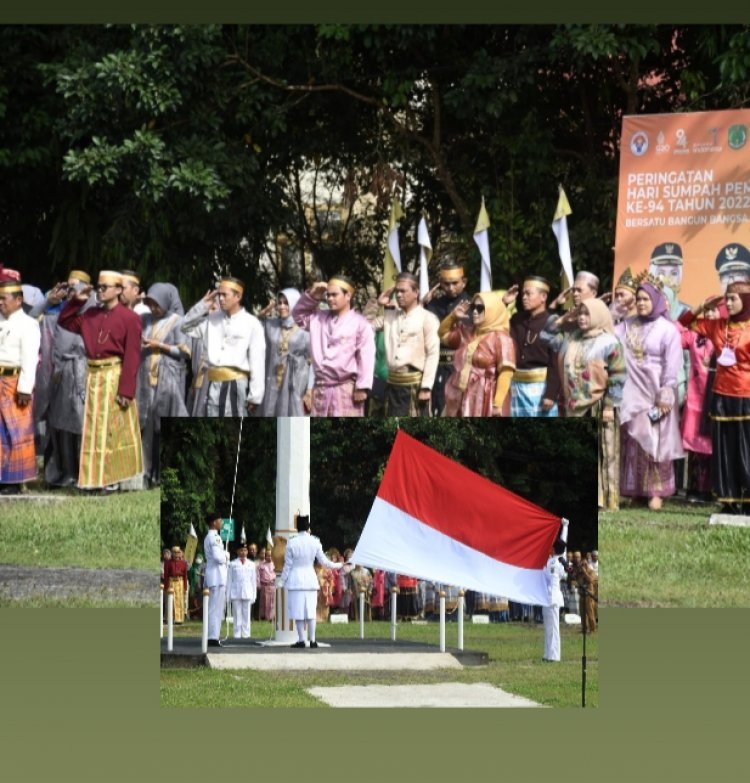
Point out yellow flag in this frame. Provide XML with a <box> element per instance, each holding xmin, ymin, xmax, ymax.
<box><xmin>382</xmin><ymin>198</ymin><xmax>404</xmax><ymax>293</ymax></box>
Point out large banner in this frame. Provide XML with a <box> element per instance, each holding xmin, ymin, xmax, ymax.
<box><xmin>613</xmin><ymin>109</ymin><xmax>750</xmax><ymax>309</ymax></box>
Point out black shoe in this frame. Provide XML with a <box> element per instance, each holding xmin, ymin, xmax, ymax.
<box><xmin>207</xmin><ymin>639</ymin><xmax>221</xmax><ymax>647</ymax></box>
<box><xmin>290</xmin><ymin>640</ymin><xmax>306</xmax><ymax>648</ymax></box>
<box><xmin>309</xmin><ymin>640</ymin><xmax>318</xmax><ymax>649</ymax></box>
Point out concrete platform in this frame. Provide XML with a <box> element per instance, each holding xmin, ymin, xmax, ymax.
<box><xmin>709</xmin><ymin>513</ymin><xmax>750</xmax><ymax>527</ymax></box>
<box><xmin>161</xmin><ymin>636</ymin><xmax>488</xmax><ymax>670</ymax></box>
<box><xmin>309</xmin><ymin>683</ymin><xmax>542</xmax><ymax>708</ymax></box>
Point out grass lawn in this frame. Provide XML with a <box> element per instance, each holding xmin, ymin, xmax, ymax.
<box><xmin>0</xmin><ymin>487</ymin><xmax>160</xmax><ymax>572</ymax></box>
<box><xmin>599</xmin><ymin>496</ymin><xmax>750</xmax><ymax>607</ymax></box>
<box><xmin>160</xmin><ymin>618</ymin><xmax>598</xmax><ymax>708</ymax></box>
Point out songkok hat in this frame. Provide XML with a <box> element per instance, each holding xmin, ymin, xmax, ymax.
<box><xmin>0</xmin><ymin>267</ymin><xmax>22</xmax><ymax>293</ymax></box>
<box><xmin>219</xmin><ymin>276</ymin><xmax>245</xmax><ymax>295</ymax></box>
<box><xmin>69</xmin><ymin>270</ymin><xmax>91</xmax><ymax>285</ymax></box>
<box><xmin>171</xmin><ymin>546</ymin><xmax>182</xmax><ymax>554</ymax></box>
<box><xmin>98</xmin><ymin>270</ymin><xmax>123</xmax><ymax>286</ymax></box>
<box><xmin>715</xmin><ymin>243</ymin><xmax>750</xmax><ymax>274</ymax></box>
<box><xmin>120</xmin><ymin>270</ymin><xmax>140</xmax><ymax>286</ymax></box>
<box><xmin>327</xmin><ymin>275</ymin><xmax>355</xmax><ymax>294</ymax></box>
<box><xmin>614</xmin><ymin>266</ymin><xmax>637</xmax><ymax>294</ymax></box>
<box><xmin>650</xmin><ymin>242</ymin><xmax>683</xmax><ymax>266</ymax></box>
<box><xmin>523</xmin><ymin>275</ymin><xmax>550</xmax><ymax>293</ymax></box>
<box><xmin>438</xmin><ymin>263</ymin><xmax>465</xmax><ymax>282</ymax></box>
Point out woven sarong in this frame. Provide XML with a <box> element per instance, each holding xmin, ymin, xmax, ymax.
<box><xmin>311</xmin><ymin>381</ymin><xmax>365</xmax><ymax>417</ymax></box>
<box><xmin>0</xmin><ymin>376</ymin><xmax>37</xmax><ymax>484</ymax></box>
<box><xmin>78</xmin><ymin>362</ymin><xmax>143</xmax><ymax>489</ymax></box>
<box><xmin>510</xmin><ymin>374</ymin><xmax>558</xmax><ymax>418</ymax></box>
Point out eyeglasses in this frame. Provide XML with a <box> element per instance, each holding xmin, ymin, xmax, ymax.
<box><xmin>469</xmin><ymin>303</ymin><xmax>485</xmax><ymax>313</ymax></box>
<box><xmin>95</xmin><ymin>284</ymin><xmax>118</xmax><ymax>292</ymax></box>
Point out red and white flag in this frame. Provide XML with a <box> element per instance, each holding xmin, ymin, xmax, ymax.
<box><xmin>350</xmin><ymin>431</ymin><xmax>562</xmax><ymax>606</ymax></box>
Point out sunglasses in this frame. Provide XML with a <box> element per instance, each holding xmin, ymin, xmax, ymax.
<box><xmin>469</xmin><ymin>303</ymin><xmax>485</xmax><ymax>313</ymax></box>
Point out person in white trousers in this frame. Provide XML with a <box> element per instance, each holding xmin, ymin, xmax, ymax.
<box><xmin>278</xmin><ymin>515</ymin><xmax>342</xmax><ymax>648</ymax></box>
<box><xmin>542</xmin><ymin>517</ymin><xmax>569</xmax><ymax>662</ymax></box>
<box><xmin>203</xmin><ymin>512</ymin><xmax>229</xmax><ymax>646</ymax></box>
<box><xmin>228</xmin><ymin>543</ymin><xmax>257</xmax><ymax>638</ymax></box>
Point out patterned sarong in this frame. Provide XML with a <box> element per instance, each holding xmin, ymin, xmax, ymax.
<box><xmin>78</xmin><ymin>361</ymin><xmax>143</xmax><ymax>489</ymax></box>
<box><xmin>0</xmin><ymin>376</ymin><xmax>37</xmax><ymax>484</ymax></box>
<box><xmin>510</xmin><ymin>371</ymin><xmax>558</xmax><ymax>418</ymax></box>
<box><xmin>311</xmin><ymin>381</ymin><xmax>365</xmax><ymax>417</ymax></box>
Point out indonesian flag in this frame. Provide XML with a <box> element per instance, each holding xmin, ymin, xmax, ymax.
<box><xmin>350</xmin><ymin>431</ymin><xmax>561</xmax><ymax>606</ymax></box>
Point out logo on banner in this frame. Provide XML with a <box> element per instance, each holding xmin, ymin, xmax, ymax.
<box><xmin>656</xmin><ymin>131</ymin><xmax>670</xmax><ymax>153</ymax></box>
<box><xmin>728</xmin><ymin>124</ymin><xmax>747</xmax><ymax>150</ymax></box>
<box><xmin>630</xmin><ymin>131</ymin><xmax>648</xmax><ymax>156</ymax></box>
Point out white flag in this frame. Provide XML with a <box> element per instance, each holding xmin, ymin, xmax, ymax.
<box><xmin>266</xmin><ymin>526</ymin><xmax>274</xmax><ymax>549</ymax></box>
<box><xmin>240</xmin><ymin>525</ymin><xmax>247</xmax><ymax>544</ymax></box>
<box><xmin>473</xmin><ymin>198</ymin><xmax>492</xmax><ymax>292</ymax></box>
<box><xmin>551</xmin><ymin>185</ymin><xmax>574</xmax><ymax>289</ymax></box>
<box><xmin>417</xmin><ymin>217</ymin><xmax>432</xmax><ymax>299</ymax></box>
<box><xmin>387</xmin><ymin>200</ymin><xmax>403</xmax><ymax>274</ymax></box>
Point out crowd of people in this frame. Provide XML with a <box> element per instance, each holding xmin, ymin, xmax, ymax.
<box><xmin>3</xmin><ymin>239</ymin><xmax>746</xmax><ymax>510</ymax></box>
<box><xmin>161</xmin><ymin>534</ymin><xmax>599</xmax><ymax>643</ymax></box>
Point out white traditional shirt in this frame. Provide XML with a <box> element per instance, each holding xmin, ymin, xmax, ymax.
<box><xmin>279</xmin><ymin>531</ymin><xmax>341</xmax><ymax>591</ymax></box>
<box><xmin>368</xmin><ymin>305</ymin><xmax>440</xmax><ymax>388</ymax></box>
<box><xmin>0</xmin><ymin>308</ymin><xmax>41</xmax><ymax>395</ymax></box>
<box><xmin>228</xmin><ymin>557</ymin><xmax>258</xmax><ymax>601</ymax></box>
<box><xmin>181</xmin><ymin>301</ymin><xmax>266</xmax><ymax>404</ymax></box>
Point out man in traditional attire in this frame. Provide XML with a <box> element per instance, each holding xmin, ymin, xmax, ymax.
<box><xmin>507</xmin><ymin>276</ymin><xmax>561</xmax><ymax>417</ymax></box>
<box><xmin>181</xmin><ymin>276</ymin><xmax>265</xmax><ymax>416</ymax></box>
<box><xmin>203</xmin><ymin>512</ymin><xmax>229</xmax><ymax>646</ymax></box>
<box><xmin>278</xmin><ymin>515</ymin><xmax>342</xmax><ymax>648</ymax></box>
<box><xmin>367</xmin><ymin>272</ymin><xmax>440</xmax><ymax>416</ymax></box>
<box><xmin>292</xmin><ymin>275</ymin><xmax>375</xmax><ymax>417</ymax></box>
<box><xmin>38</xmin><ymin>272</ymin><xmax>95</xmax><ymax>487</ymax></box>
<box><xmin>58</xmin><ymin>270</ymin><xmax>143</xmax><ymax>491</ymax></box>
<box><xmin>423</xmin><ymin>262</ymin><xmax>471</xmax><ymax>415</ymax></box>
<box><xmin>228</xmin><ymin>543</ymin><xmax>257</xmax><ymax>639</ymax></box>
<box><xmin>119</xmin><ymin>269</ymin><xmax>149</xmax><ymax>315</ymax></box>
<box><xmin>164</xmin><ymin>546</ymin><xmax>188</xmax><ymax>624</ymax></box>
<box><xmin>0</xmin><ymin>269</ymin><xmax>41</xmax><ymax>494</ymax></box>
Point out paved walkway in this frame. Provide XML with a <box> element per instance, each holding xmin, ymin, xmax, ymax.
<box><xmin>0</xmin><ymin>564</ymin><xmax>156</xmax><ymax>605</ymax></box>
<box><xmin>308</xmin><ymin>683</ymin><xmax>542</xmax><ymax>708</ymax></box>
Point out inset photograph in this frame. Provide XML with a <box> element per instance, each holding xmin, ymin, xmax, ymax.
<box><xmin>160</xmin><ymin>417</ymin><xmax>598</xmax><ymax>709</ymax></box>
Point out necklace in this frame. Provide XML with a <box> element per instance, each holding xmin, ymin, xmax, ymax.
<box><xmin>624</xmin><ymin>319</ymin><xmax>653</xmax><ymax>363</ymax></box>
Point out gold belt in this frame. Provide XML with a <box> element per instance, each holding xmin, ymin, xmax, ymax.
<box><xmin>87</xmin><ymin>358</ymin><xmax>122</xmax><ymax>369</ymax></box>
<box><xmin>512</xmin><ymin>367</ymin><xmax>548</xmax><ymax>383</ymax></box>
<box><xmin>0</xmin><ymin>365</ymin><xmax>21</xmax><ymax>377</ymax></box>
<box><xmin>207</xmin><ymin>366</ymin><xmax>250</xmax><ymax>383</ymax></box>
<box><xmin>387</xmin><ymin>370</ymin><xmax>423</xmax><ymax>386</ymax></box>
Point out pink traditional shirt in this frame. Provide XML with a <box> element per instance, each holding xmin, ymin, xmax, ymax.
<box><xmin>293</xmin><ymin>292</ymin><xmax>375</xmax><ymax>389</ymax></box>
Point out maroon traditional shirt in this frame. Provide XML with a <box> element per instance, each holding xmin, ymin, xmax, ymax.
<box><xmin>58</xmin><ymin>300</ymin><xmax>142</xmax><ymax>399</ymax></box>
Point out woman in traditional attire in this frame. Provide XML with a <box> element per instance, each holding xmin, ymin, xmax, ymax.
<box><xmin>396</xmin><ymin>574</ymin><xmax>419</xmax><ymax>620</ymax></box>
<box><xmin>543</xmin><ymin>298</ymin><xmax>626</xmax><ymax>510</ymax></box>
<box><xmin>350</xmin><ymin>564</ymin><xmax>373</xmax><ymax>622</ymax></box>
<box><xmin>678</xmin><ymin>301</ymin><xmax>722</xmax><ymax>500</ymax></box>
<box><xmin>438</xmin><ymin>291</ymin><xmax>516</xmax><ymax>417</ymax></box>
<box><xmin>164</xmin><ymin>546</ymin><xmax>188</xmax><ymax>624</ymax></box>
<box><xmin>314</xmin><ymin>561</ymin><xmax>334</xmax><ymax>622</ymax></box>
<box><xmin>257</xmin><ymin>288</ymin><xmax>313</xmax><ymax>416</ymax></box>
<box><xmin>679</xmin><ymin>282</ymin><xmax>750</xmax><ymax>513</ymax></box>
<box><xmin>138</xmin><ymin>283</ymin><xmax>190</xmax><ymax>486</ymax></box>
<box><xmin>615</xmin><ymin>280</ymin><xmax>685</xmax><ymax>510</ymax></box>
<box><xmin>256</xmin><ymin>548</ymin><xmax>276</xmax><ymax>621</ymax></box>
<box><xmin>370</xmin><ymin>569</ymin><xmax>385</xmax><ymax>620</ymax></box>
